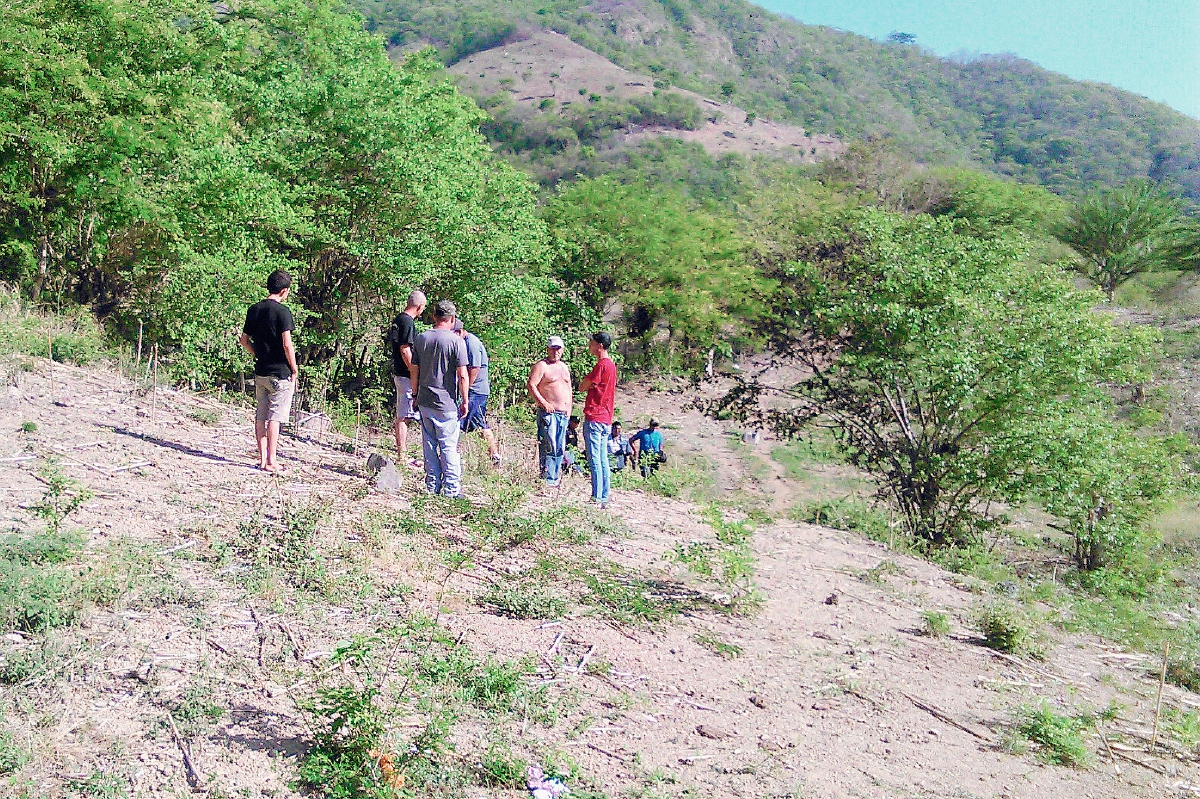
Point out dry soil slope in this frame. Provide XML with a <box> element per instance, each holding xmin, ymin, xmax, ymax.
<box><xmin>0</xmin><ymin>360</ymin><xmax>1195</xmax><ymax>797</ymax></box>
<box><xmin>447</xmin><ymin>30</ymin><xmax>842</xmax><ymax>162</ymax></box>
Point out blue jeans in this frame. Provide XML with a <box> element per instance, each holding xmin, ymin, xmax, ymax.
<box><xmin>584</xmin><ymin>421</ymin><xmax>611</xmax><ymax>503</ymax></box>
<box><xmin>420</xmin><ymin>408</ymin><xmax>462</xmax><ymax>497</ymax></box>
<box><xmin>538</xmin><ymin>411</ymin><xmax>568</xmax><ymax>484</ymax></box>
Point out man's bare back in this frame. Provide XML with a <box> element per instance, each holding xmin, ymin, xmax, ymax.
<box><xmin>529</xmin><ymin>358</ymin><xmax>572</xmax><ymax>413</ymax></box>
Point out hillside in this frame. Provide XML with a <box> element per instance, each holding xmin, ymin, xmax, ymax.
<box><xmin>446</xmin><ymin>30</ymin><xmax>842</xmax><ymax>163</ymax></box>
<box><xmin>356</xmin><ymin>0</ymin><xmax>1200</xmax><ymax>200</ymax></box>
<box><xmin>1</xmin><ymin>354</ymin><xmax>1196</xmax><ymax>796</ymax></box>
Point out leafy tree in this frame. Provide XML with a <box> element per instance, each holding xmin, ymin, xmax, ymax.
<box><xmin>706</xmin><ymin>209</ymin><xmax>1158</xmax><ymax>548</ymax></box>
<box><xmin>543</xmin><ymin>177</ymin><xmax>763</xmax><ymax>367</ymax></box>
<box><xmin>1056</xmin><ymin>180</ymin><xmax>1191</xmax><ymax>301</ymax></box>
<box><xmin>0</xmin><ymin>0</ymin><xmax>560</xmax><ymax>398</ymax></box>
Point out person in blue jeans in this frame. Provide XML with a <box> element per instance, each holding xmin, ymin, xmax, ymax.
<box><xmin>578</xmin><ymin>332</ymin><xmax>617</xmax><ymax>507</ymax></box>
<box><xmin>527</xmin><ymin>336</ymin><xmax>573</xmax><ymax>487</ymax></box>
<box><xmin>410</xmin><ymin>300</ymin><xmax>470</xmax><ymax>498</ymax></box>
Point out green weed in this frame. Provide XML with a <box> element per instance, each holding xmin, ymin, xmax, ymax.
<box><xmin>794</xmin><ymin>497</ymin><xmax>890</xmax><ymax>540</ymax></box>
<box><xmin>18</xmin><ymin>421</ymin><xmax>35</xmax><ymax>434</ymax></box>
<box><xmin>922</xmin><ymin>611</ymin><xmax>952</xmax><ymax>638</ymax></box>
<box><xmin>478</xmin><ymin>741</ymin><xmax>527</xmax><ymax>788</ymax></box>
<box><xmin>186</xmin><ymin>408</ymin><xmax>222</xmax><ymax>426</ymax></box>
<box><xmin>480</xmin><ymin>582</ymin><xmax>568</xmax><ymax>620</ymax></box>
<box><xmin>65</xmin><ymin>770</ymin><xmax>127</xmax><ymax>798</ymax></box>
<box><xmin>977</xmin><ymin>602</ymin><xmax>1045</xmax><ymax>659</ymax></box>
<box><xmin>0</xmin><ymin>730</ymin><xmax>26</xmax><ymax>775</ymax></box>
<box><xmin>28</xmin><ymin>462</ymin><xmax>91</xmax><ymax>536</ymax></box>
<box><xmin>169</xmin><ymin>684</ymin><xmax>226</xmax><ymax>737</ymax></box>
<box><xmin>694</xmin><ymin>631</ymin><xmax>742</xmax><ymax>659</ymax></box>
<box><xmin>1012</xmin><ymin>703</ymin><xmax>1090</xmax><ymax>767</ymax></box>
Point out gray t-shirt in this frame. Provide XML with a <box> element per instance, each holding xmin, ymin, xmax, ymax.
<box><xmin>464</xmin><ymin>332</ymin><xmax>490</xmax><ymax>397</ymax></box>
<box><xmin>413</xmin><ymin>328</ymin><xmax>468</xmax><ymax>417</ymax></box>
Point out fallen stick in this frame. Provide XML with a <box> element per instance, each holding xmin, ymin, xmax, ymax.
<box><xmin>110</xmin><ymin>461</ymin><xmax>154</xmax><ymax>473</ymax></box>
<box><xmin>157</xmin><ymin>541</ymin><xmax>196</xmax><ymax>556</ymax></box>
<box><xmin>1153</xmin><ymin>641</ymin><xmax>1170</xmax><ymax>750</ymax></box>
<box><xmin>584</xmin><ymin>742</ymin><xmax>629</xmax><ymax>763</ymax></box>
<box><xmin>902</xmin><ymin>693</ymin><xmax>992</xmax><ymax>742</ymax></box>
<box><xmin>1111</xmin><ymin>748</ymin><xmax>1167</xmax><ymax>775</ymax></box>
<box><xmin>1097</xmin><ymin>722</ymin><xmax>1121</xmax><ymax>776</ymax></box>
<box><xmin>166</xmin><ymin>712</ymin><xmax>204</xmax><ymax>789</ymax></box>
<box><xmin>986</xmin><ymin>650</ymin><xmax>1069</xmax><ymax>684</ymax></box>
<box><xmin>578</xmin><ymin>644</ymin><xmax>596</xmax><ymax>672</ymax></box>
<box><xmin>0</xmin><ymin>455</ymin><xmax>37</xmax><ymax>463</ymax></box>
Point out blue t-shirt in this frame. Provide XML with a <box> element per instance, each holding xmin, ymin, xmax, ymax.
<box><xmin>464</xmin><ymin>332</ymin><xmax>490</xmax><ymax>397</ymax></box>
<box><xmin>631</xmin><ymin>429</ymin><xmax>663</xmax><ymax>454</ymax></box>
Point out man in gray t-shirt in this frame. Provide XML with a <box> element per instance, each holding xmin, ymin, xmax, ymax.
<box><xmin>411</xmin><ymin>300</ymin><xmax>470</xmax><ymax>497</ymax></box>
<box><xmin>454</xmin><ymin>320</ymin><xmax>501</xmax><ymax>466</ymax></box>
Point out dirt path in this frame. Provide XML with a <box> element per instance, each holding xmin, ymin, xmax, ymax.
<box><xmin>0</xmin><ymin>361</ymin><xmax>1193</xmax><ymax>797</ymax></box>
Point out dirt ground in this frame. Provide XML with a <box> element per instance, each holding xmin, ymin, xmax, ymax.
<box><xmin>446</xmin><ymin>30</ymin><xmax>843</xmax><ymax>163</ymax></box>
<box><xmin>1</xmin><ymin>358</ymin><xmax>1199</xmax><ymax>798</ymax></box>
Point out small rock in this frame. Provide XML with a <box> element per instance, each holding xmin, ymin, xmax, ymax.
<box><xmin>824</xmin><ymin>593</ymin><xmax>839</xmax><ymax>605</ymax></box>
<box><xmin>749</xmin><ymin>695</ymin><xmax>769</xmax><ymax>709</ymax></box>
<box><xmin>758</xmin><ymin>735</ymin><xmax>791</xmax><ymax>752</ymax></box>
<box><xmin>366</xmin><ymin>454</ymin><xmax>402</xmax><ymax>493</ymax></box>
<box><xmin>811</xmin><ymin>699</ymin><xmax>838</xmax><ymax>711</ymax></box>
<box><xmin>696</xmin><ymin>724</ymin><xmax>732</xmax><ymax>740</ymax></box>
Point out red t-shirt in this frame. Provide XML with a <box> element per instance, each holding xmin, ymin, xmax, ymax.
<box><xmin>583</xmin><ymin>357</ymin><xmax>617</xmax><ymax>424</ymax></box>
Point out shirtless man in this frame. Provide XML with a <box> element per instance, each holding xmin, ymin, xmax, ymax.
<box><xmin>527</xmin><ymin>335</ymin><xmax>573</xmax><ymax>486</ymax></box>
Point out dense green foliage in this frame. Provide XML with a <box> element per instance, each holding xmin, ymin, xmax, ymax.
<box><xmin>1056</xmin><ymin>180</ymin><xmax>1196</xmax><ymax>301</ymax></box>
<box><xmin>0</xmin><ymin>0</ymin><xmax>560</xmax><ymax>399</ymax></box>
<box><xmin>544</xmin><ymin>177</ymin><xmax>765</xmax><ymax>367</ymax></box>
<box><xmin>708</xmin><ymin>207</ymin><xmax>1172</xmax><ymax>554</ymax></box>
<box><xmin>354</xmin><ymin>0</ymin><xmax>1200</xmax><ymax>200</ymax></box>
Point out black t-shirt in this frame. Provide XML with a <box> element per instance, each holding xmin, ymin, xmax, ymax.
<box><xmin>242</xmin><ymin>299</ymin><xmax>295</xmax><ymax>378</ymax></box>
<box><xmin>387</xmin><ymin>312</ymin><xmax>417</xmax><ymax>378</ymax></box>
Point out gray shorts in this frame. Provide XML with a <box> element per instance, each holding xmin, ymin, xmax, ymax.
<box><xmin>394</xmin><ymin>375</ymin><xmax>419</xmax><ymax>421</ymax></box>
<box><xmin>254</xmin><ymin>375</ymin><xmax>295</xmax><ymax>424</ymax></box>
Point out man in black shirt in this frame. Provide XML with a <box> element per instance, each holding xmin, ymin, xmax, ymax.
<box><xmin>238</xmin><ymin>269</ymin><xmax>299</xmax><ymax>472</ymax></box>
<box><xmin>385</xmin><ymin>290</ymin><xmax>426</xmax><ymax>465</ymax></box>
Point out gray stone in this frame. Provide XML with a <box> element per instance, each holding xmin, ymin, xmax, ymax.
<box><xmin>367</xmin><ymin>453</ymin><xmax>402</xmax><ymax>493</ymax></box>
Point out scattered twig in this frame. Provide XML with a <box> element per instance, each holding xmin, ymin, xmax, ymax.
<box><xmin>166</xmin><ymin>712</ymin><xmax>204</xmax><ymax>790</ymax></box>
<box><xmin>584</xmin><ymin>741</ymin><xmax>629</xmax><ymax>763</ymax></box>
<box><xmin>110</xmin><ymin>460</ymin><xmax>154</xmax><ymax>473</ymax></box>
<box><xmin>1110</xmin><ymin>747</ymin><xmax>1168</xmax><ymax>775</ymax></box>
<box><xmin>279</xmin><ymin>620</ymin><xmax>304</xmax><ymax>661</ymax></box>
<box><xmin>1097</xmin><ymin>722</ymin><xmax>1121</xmax><ymax>776</ymax></box>
<box><xmin>1153</xmin><ymin>641</ymin><xmax>1170</xmax><ymax>750</ymax></box>
<box><xmin>577</xmin><ymin>644</ymin><xmax>596</xmax><ymax>672</ymax></box>
<box><xmin>157</xmin><ymin>540</ymin><xmax>197</xmax><ymax>556</ymax></box>
<box><xmin>986</xmin><ymin>650</ymin><xmax>1069</xmax><ymax>684</ymax></box>
<box><xmin>902</xmin><ymin>692</ymin><xmax>992</xmax><ymax>742</ymax></box>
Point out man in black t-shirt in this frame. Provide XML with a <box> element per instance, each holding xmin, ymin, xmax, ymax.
<box><xmin>238</xmin><ymin>269</ymin><xmax>299</xmax><ymax>472</ymax></box>
<box><xmin>385</xmin><ymin>290</ymin><xmax>426</xmax><ymax>465</ymax></box>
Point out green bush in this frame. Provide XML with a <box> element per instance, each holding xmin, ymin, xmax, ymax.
<box><xmin>480</xmin><ymin>582</ymin><xmax>568</xmax><ymax>620</ymax></box>
<box><xmin>1014</xmin><ymin>704</ymin><xmax>1090</xmax><ymax>767</ymax></box>
<box><xmin>922</xmin><ymin>610</ymin><xmax>951</xmax><ymax>638</ymax></box>
<box><xmin>977</xmin><ymin>602</ymin><xmax>1044</xmax><ymax>658</ymax></box>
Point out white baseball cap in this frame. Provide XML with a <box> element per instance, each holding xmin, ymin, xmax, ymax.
<box><xmin>547</xmin><ymin>335</ymin><xmax>565</xmax><ymax>349</ymax></box>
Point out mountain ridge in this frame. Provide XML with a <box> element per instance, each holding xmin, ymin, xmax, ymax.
<box><xmin>355</xmin><ymin>0</ymin><xmax>1200</xmax><ymax>199</ymax></box>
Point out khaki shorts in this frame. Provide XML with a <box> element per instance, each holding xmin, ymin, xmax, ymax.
<box><xmin>254</xmin><ymin>375</ymin><xmax>295</xmax><ymax>423</ymax></box>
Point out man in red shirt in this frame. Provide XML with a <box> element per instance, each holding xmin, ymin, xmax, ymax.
<box><xmin>578</xmin><ymin>331</ymin><xmax>617</xmax><ymax>507</ymax></box>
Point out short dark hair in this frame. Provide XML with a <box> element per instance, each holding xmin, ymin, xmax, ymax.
<box><xmin>649</xmin><ymin>419</ymin><xmax>658</xmax><ymax>429</ymax></box>
<box><xmin>591</xmin><ymin>331</ymin><xmax>612</xmax><ymax>349</ymax></box>
<box><xmin>569</xmin><ymin>415</ymin><xmax>580</xmax><ymax>424</ymax></box>
<box><xmin>267</xmin><ymin>269</ymin><xmax>292</xmax><ymax>294</ymax></box>
<box><xmin>434</xmin><ymin>299</ymin><xmax>457</xmax><ymax>320</ymax></box>
<box><xmin>611</xmin><ymin>421</ymin><xmax>622</xmax><ymax>429</ymax></box>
